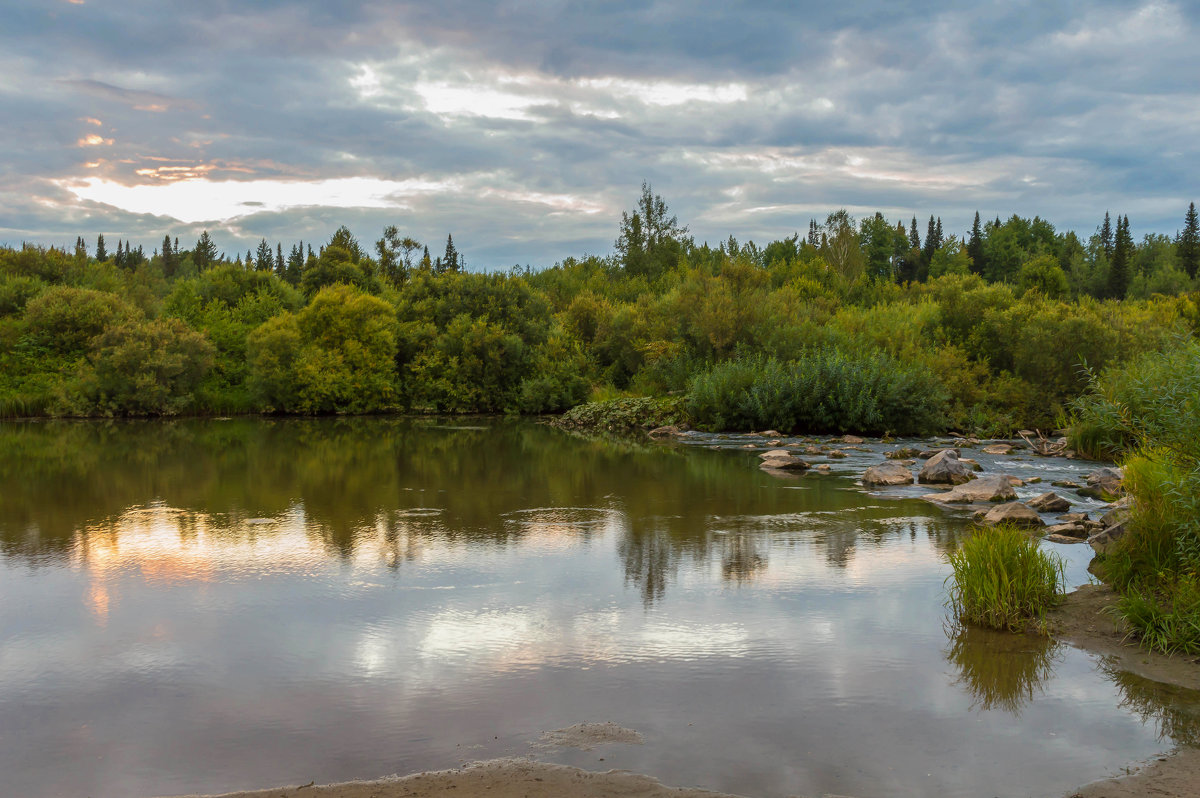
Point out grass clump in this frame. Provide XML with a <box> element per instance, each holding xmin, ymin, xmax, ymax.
<box><xmin>685</xmin><ymin>348</ymin><xmax>948</xmax><ymax>435</ymax></box>
<box><xmin>946</xmin><ymin>525</ymin><xmax>1065</xmax><ymax>633</ymax></box>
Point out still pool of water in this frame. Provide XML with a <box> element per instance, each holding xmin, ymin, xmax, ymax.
<box><xmin>1</xmin><ymin>418</ymin><xmax>1197</xmax><ymax>798</ymax></box>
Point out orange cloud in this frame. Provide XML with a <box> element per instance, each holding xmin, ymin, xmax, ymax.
<box><xmin>77</xmin><ymin>134</ymin><xmax>114</xmax><ymax>147</ymax></box>
<box><xmin>81</xmin><ymin>117</ymin><xmax>103</xmax><ymax>126</ymax></box>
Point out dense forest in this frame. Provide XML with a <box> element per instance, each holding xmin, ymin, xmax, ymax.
<box><xmin>2</xmin><ymin>186</ymin><xmax>1199</xmax><ymax>435</ymax></box>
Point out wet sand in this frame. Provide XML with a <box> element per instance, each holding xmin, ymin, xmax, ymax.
<box><xmin>161</xmin><ymin>758</ymin><xmax>744</xmax><ymax>798</ymax></box>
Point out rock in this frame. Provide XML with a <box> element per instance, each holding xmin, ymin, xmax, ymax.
<box><xmin>759</xmin><ymin>430</ymin><xmax>782</xmax><ymax>438</ymax></box>
<box><xmin>862</xmin><ymin>462</ymin><xmax>915</xmax><ymax>487</ymax></box>
<box><xmin>886</xmin><ymin>447</ymin><xmax>921</xmax><ymax>460</ymax></box>
<box><xmin>1027</xmin><ymin>477</ymin><xmax>1042</xmax><ymax>484</ymax></box>
<box><xmin>972</xmin><ymin>509</ymin><xmax>990</xmax><ymax>522</ymax></box>
<box><xmin>980</xmin><ymin>502</ymin><xmax>1045</xmax><ymax>528</ymax></box>
<box><xmin>759</xmin><ymin>453</ymin><xmax>810</xmax><ymax>471</ymax></box>
<box><xmin>918</xmin><ymin>449</ymin><xmax>976</xmax><ymax>485</ymax></box>
<box><xmin>959</xmin><ymin>458</ymin><xmax>984</xmax><ymax>472</ymax></box>
<box><xmin>1045</xmin><ymin>533</ymin><xmax>1086</xmax><ymax>544</ymax></box>
<box><xmin>919</xmin><ymin>448</ymin><xmax>958</xmax><ymax>459</ymax></box>
<box><xmin>767</xmin><ymin>439</ymin><xmax>782</xmax><ymax>446</ymax></box>
<box><xmin>1027</xmin><ymin>492</ymin><xmax>1071</xmax><ymax>513</ymax></box>
<box><xmin>1044</xmin><ymin>522</ymin><xmax>1088</xmax><ymax>539</ymax></box>
<box><xmin>1088</xmin><ymin>521</ymin><xmax>1128</xmax><ymax>554</ymax></box>
<box><xmin>1052</xmin><ymin>480</ymin><xmax>1082</xmax><ymax>489</ymax></box>
<box><xmin>1057</xmin><ymin>512</ymin><xmax>1090</xmax><ymax>523</ymax></box>
<box><xmin>982</xmin><ymin>444</ymin><xmax>1014</xmax><ymax>455</ymax></box>
<box><xmin>647</xmin><ymin>425</ymin><xmax>681</xmax><ymax>438</ymax></box>
<box><xmin>758</xmin><ymin>449</ymin><xmax>793</xmax><ymax>460</ymax></box>
<box><xmin>1081</xmin><ymin>467</ymin><xmax>1124</xmax><ymax>500</ymax></box>
<box><xmin>922</xmin><ymin>474</ymin><xmax>1017</xmax><ymax>503</ymax></box>
<box><xmin>842</xmin><ymin>434</ymin><xmax>865</xmax><ymax>444</ymax></box>
<box><xmin>827</xmin><ymin>450</ymin><xmax>848</xmax><ymax>459</ymax></box>
<box><xmin>804</xmin><ymin>445</ymin><xmax>823</xmax><ymax>455</ymax></box>
<box><xmin>815</xmin><ymin>464</ymin><xmax>831</xmax><ymax>472</ymax></box>
<box><xmin>741</xmin><ymin>443</ymin><xmax>757</xmax><ymax>449</ymax></box>
<box><xmin>1100</xmin><ymin>496</ymin><xmax>1134</xmax><ymax>528</ymax></box>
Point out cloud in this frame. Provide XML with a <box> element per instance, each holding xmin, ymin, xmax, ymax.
<box><xmin>1</xmin><ymin>1</ymin><xmax>1198</xmax><ymax>264</ymax></box>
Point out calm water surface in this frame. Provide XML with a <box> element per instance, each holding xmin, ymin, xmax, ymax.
<box><xmin>1</xmin><ymin>418</ymin><xmax>1197</xmax><ymax>798</ymax></box>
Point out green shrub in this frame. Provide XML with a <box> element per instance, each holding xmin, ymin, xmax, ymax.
<box><xmin>556</xmin><ymin>396</ymin><xmax>688</xmax><ymax>432</ymax></box>
<box><xmin>1116</xmin><ymin>577</ymin><xmax>1200</xmax><ymax>656</ymax></box>
<box><xmin>685</xmin><ymin>349</ymin><xmax>948</xmax><ymax>435</ymax></box>
<box><xmin>946</xmin><ymin>525</ymin><xmax>1065</xmax><ymax>632</ymax></box>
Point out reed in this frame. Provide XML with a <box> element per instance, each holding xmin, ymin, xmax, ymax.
<box><xmin>946</xmin><ymin>525</ymin><xmax>1065</xmax><ymax>633</ymax></box>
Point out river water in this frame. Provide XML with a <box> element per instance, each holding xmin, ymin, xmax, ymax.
<box><xmin>1</xmin><ymin>418</ymin><xmax>1197</xmax><ymax>798</ymax></box>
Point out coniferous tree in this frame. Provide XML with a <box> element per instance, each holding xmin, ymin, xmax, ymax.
<box><xmin>923</xmin><ymin>215</ymin><xmax>938</xmax><ymax>264</ymax></box>
<box><xmin>275</xmin><ymin>242</ymin><xmax>285</xmax><ymax>277</ymax></box>
<box><xmin>1100</xmin><ymin>211</ymin><xmax>1114</xmax><ymax>258</ymax></box>
<box><xmin>967</xmin><ymin>211</ymin><xmax>984</xmax><ymax>275</ymax></box>
<box><xmin>161</xmin><ymin>234</ymin><xmax>177</xmax><ymax>277</ymax></box>
<box><xmin>286</xmin><ymin>242</ymin><xmax>304</xmax><ymax>286</ymax></box>
<box><xmin>441</xmin><ymin>234</ymin><xmax>459</xmax><ymax>273</ymax></box>
<box><xmin>255</xmin><ymin>238</ymin><xmax>273</xmax><ymax>272</ymax></box>
<box><xmin>115</xmin><ymin>239</ymin><xmax>126</xmax><ymax>269</ymax></box>
<box><xmin>1108</xmin><ymin>214</ymin><xmax>1132</xmax><ymax>299</ymax></box>
<box><xmin>934</xmin><ymin>217</ymin><xmax>944</xmax><ymax>249</ymax></box>
<box><xmin>195</xmin><ymin>231</ymin><xmax>217</xmax><ymax>270</ymax></box>
<box><xmin>909</xmin><ymin>217</ymin><xmax>921</xmax><ymax>251</ymax></box>
<box><xmin>75</xmin><ymin>236</ymin><xmax>88</xmax><ymax>259</ymax></box>
<box><xmin>807</xmin><ymin>219</ymin><xmax>821</xmax><ymax>247</ymax></box>
<box><xmin>1178</xmin><ymin>201</ymin><xmax>1199</xmax><ymax>279</ymax></box>
<box><xmin>96</xmin><ymin>233</ymin><xmax>108</xmax><ymax>261</ymax></box>
<box><xmin>420</xmin><ymin>245</ymin><xmax>432</xmax><ymax>271</ymax></box>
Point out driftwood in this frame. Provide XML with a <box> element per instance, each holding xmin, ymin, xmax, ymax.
<box><xmin>1017</xmin><ymin>429</ymin><xmax>1070</xmax><ymax>457</ymax></box>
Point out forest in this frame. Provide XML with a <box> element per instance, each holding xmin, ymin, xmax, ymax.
<box><xmin>2</xmin><ymin>186</ymin><xmax>1199</xmax><ymax>437</ymax></box>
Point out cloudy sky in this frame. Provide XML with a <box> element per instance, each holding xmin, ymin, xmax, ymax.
<box><xmin>2</xmin><ymin>1</ymin><xmax>1198</xmax><ymax>268</ymax></box>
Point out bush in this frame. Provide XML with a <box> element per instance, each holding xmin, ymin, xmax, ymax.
<box><xmin>946</xmin><ymin>525</ymin><xmax>1065</xmax><ymax>632</ymax></box>
<box><xmin>89</xmin><ymin>318</ymin><xmax>216</xmax><ymax>414</ymax></box>
<box><xmin>556</xmin><ymin>396</ymin><xmax>689</xmax><ymax>432</ymax></box>
<box><xmin>685</xmin><ymin>349</ymin><xmax>948</xmax><ymax>435</ymax></box>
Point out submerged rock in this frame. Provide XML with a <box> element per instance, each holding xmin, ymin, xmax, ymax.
<box><xmin>918</xmin><ymin>449</ymin><xmax>976</xmax><ymax>485</ymax></box>
<box><xmin>1027</xmin><ymin>492</ymin><xmax>1071</xmax><ymax>513</ymax></box>
<box><xmin>827</xmin><ymin>450</ymin><xmax>848</xmax><ymax>459</ymax></box>
<box><xmin>982</xmin><ymin>444</ymin><xmax>1014</xmax><ymax>455</ymax></box>
<box><xmin>980</xmin><ymin>502</ymin><xmax>1045</xmax><ymax>528</ymax></box>
<box><xmin>886</xmin><ymin>447</ymin><xmax>921</xmax><ymax>460</ymax></box>
<box><xmin>862</xmin><ymin>462</ymin><xmax>915</xmax><ymax>487</ymax></box>
<box><xmin>1045</xmin><ymin>533</ymin><xmax>1086</xmax><ymax>544</ymax></box>
<box><xmin>922</xmin><ymin>474</ymin><xmax>1017</xmax><ymax>504</ymax></box>
<box><xmin>759</xmin><ymin>452</ymin><xmax>810</xmax><ymax>471</ymax></box>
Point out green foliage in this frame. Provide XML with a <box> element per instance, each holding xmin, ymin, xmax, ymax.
<box><xmin>946</xmin><ymin>525</ymin><xmax>1065</xmax><ymax>633</ymax></box>
<box><xmin>89</xmin><ymin>318</ymin><xmax>215</xmax><ymax>414</ymax></box>
<box><xmin>686</xmin><ymin>349</ymin><xmax>949</xmax><ymax>435</ymax></box>
<box><xmin>23</xmin><ymin>286</ymin><xmax>141</xmax><ymax>354</ymax></box>
<box><xmin>1116</xmin><ymin>577</ymin><xmax>1200</xmax><ymax>656</ymax></box>
<box><xmin>556</xmin><ymin>396</ymin><xmax>689</xmax><ymax>432</ymax></box>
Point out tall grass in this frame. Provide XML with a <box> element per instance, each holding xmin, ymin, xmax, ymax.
<box><xmin>946</xmin><ymin>525</ymin><xmax>1065</xmax><ymax>633</ymax></box>
<box><xmin>685</xmin><ymin>348</ymin><xmax>948</xmax><ymax>435</ymax></box>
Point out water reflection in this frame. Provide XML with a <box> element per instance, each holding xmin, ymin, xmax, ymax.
<box><xmin>946</xmin><ymin>625</ymin><xmax>1064</xmax><ymax>715</ymax></box>
<box><xmin>1102</xmin><ymin>660</ymin><xmax>1200</xmax><ymax>746</ymax></box>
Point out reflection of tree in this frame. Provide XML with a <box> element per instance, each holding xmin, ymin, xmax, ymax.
<box><xmin>946</xmin><ymin>624</ymin><xmax>1062</xmax><ymax>715</ymax></box>
<box><xmin>1101</xmin><ymin>659</ymin><xmax>1200</xmax><ymax>746</ymax></box>
<box><xmin>719</xmin><ymin>533</ymin><xmax>767</xmax><ymax>585</ymax></box>
<box><xmin>617</xmin><ymin>522</ymin><xmax>675</xmax><ymax>606</ymax></box>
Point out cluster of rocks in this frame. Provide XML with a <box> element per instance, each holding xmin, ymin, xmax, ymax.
<box><xmin>860</xmin><ymin>446</ymin><xmax>1131</xmax><ymax>553</ymax></box>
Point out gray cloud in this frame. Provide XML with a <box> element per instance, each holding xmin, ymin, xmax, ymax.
<box><xmin>1</xmin><ymin>1</ymin><xmax>1197</xmax><ymax>265</ymax></box>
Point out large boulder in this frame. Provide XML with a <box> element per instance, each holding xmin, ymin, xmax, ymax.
<box><xmin>1079</xmin><ymin>467</ymin><xmax>1124</xmax><ymax>500</ymax></box>
<box><xmin>1088</xmin><ymin>521</ymin><xmax>1128</xmax><ymax>554</ymax></box>
<box><xmin>921</xmin><ymin>474</ymin><xmax>1017</xmax><ymax>504</ymax></box>
<box><xmin>1027</xmin><ymin>492</ymin><xmax>1071</xmax><ymax>513</ymax></box>
<box><xmin>1044</xmin><ymin>522</ymin><xmax>1088</xmax><ymax>539</ymax></box>
<box><xmin>759</xmin><ymin>452</ymin><xmax>810</xmax><ymax>471</ymax></box>
<box><xmin>1100</xmin><ymin>496</ymin><xmax>1134</xmax><ymax>528</ymax></box>
<box><xmin>918</xmin><ymin>450</ymin><xmax>976</xmax><ymax>485</ymax></box>
<box><xmin>862</xmin><ymin>462</ymin><xmax>915</xmax><ymax>487</ymax></box>
<box><xmin>980</xmin><ymin>502</ymin><xmax>1045</xmax><ymax>528</ymax></box>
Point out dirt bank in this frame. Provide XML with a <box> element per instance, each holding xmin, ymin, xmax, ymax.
<box><xmin>1051</xmin><ymin>583</ymin><xmax>1200</xmax><ymax>797</ymax></box>
<box><xmin>161</xmin><ymin>758</ymin><xmax>745</xmax><ymax>798</ymax></box>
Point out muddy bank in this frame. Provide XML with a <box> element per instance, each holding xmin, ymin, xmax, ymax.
<box><xmin>1049</xmin><ymin>583</ymin><xmax>1200</xmax><ymax>692</ymax></box>
<box><xmin>159</xmin><ymin>758</ymin><xmax>745</xmax><ymax>798</ymax></box>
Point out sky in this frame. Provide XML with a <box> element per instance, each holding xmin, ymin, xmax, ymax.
<box><xmin>2</xmin><ymin>0</ymin><xmax>1198</xmax><ymax>269</ymax></box>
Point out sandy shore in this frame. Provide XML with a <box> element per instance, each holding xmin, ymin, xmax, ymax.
<box><xmin>164</xmin><ymin>586</ymin><xmax>1200</xmax><ymax>798</ymax></box>
<box><xmin>161</xmin><ymin>758</ymin><xmax>745</xmax><ymax>798</ymax></box>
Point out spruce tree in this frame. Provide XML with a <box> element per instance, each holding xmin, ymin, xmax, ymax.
<box><xmin>255</xmin><ymin>238</ymin><xmax>273</xmax><ymax>272</ymax></box>
<box><xmin>967</xmin><ymin>211</ymin><xmax>984</xmax><ymax>274</ymax></box>
<box><xmin>161</xmin><ymin>234</ymin><xmax>176</xmax><ymax>277</ymax></box>
<box><xmin>275</xmin><ymin>242</ymin><xmax>285</xmax><ymax>277</ymax></box>
<box><xmin>923</xmin><ymin>215</ymin><xmax>938</xmax><ymax>263</ymax></box>
<box><xmin>442</xmin><ymin>234</ymin><xmax>459</xmax><ymax>273</ymax></box>
<box><xmin>909</xmin><ymin>216</ymin><xmax>921</xmax><ymax>251</ymax></box>
<box><xmin>934</xmin><ymin>217</ymin><xmax>944</xmax><ymax>250</ymax></box>
<box><xmin>1100</xmin><ymin>211</ymin><xmax>1114</xmax><ymax>258</ymax></box>
<box><xmin>1178</xmin><ymin>201</ymin><xmax>1199</xmax><ymax>279</ymax></box>
<box><xmin>1108</xmin><ymin>214</ymin><xmax>1132</xmax><ymax>299</ymax></box>
<box><xmin>195</xmin><ymin>231</ymin><xmax>216</xmax><ymax>270</ymax></box>
<box><xmin>96</xmin><ymin>234</ymin><xmax>107</xmax><ymax>261</ymax></box>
